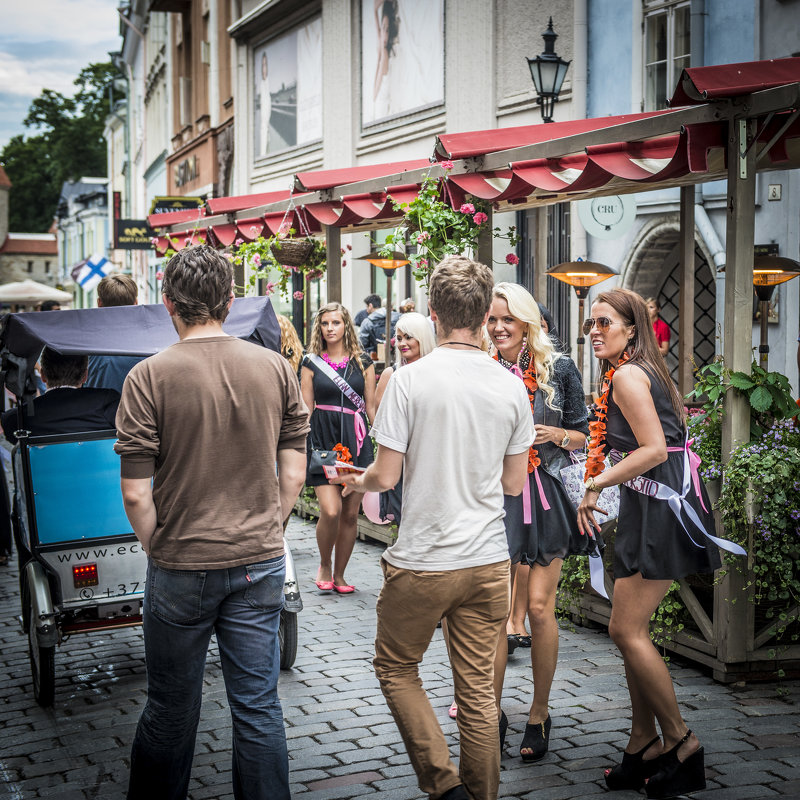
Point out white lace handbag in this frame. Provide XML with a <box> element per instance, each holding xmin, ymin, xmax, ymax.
<box><xmin>560</xmin><ymin>452</ymin><xmax>620</xmax><ymax>526</ymax></box>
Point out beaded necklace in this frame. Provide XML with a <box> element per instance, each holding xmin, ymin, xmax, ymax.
<box><xmin>494</xmin><ymin>346</ymin><xmax>540</xmax><ymax>472</ymax></box>
<box><xmin>320</xmin><ymin>351</ymin><xmax>350</xmax><ymax>371</ymax></box>
<box><xmin>585</xmin><ymin>351</ymin><xmax>631</xmax><ymax>479</ymax></box>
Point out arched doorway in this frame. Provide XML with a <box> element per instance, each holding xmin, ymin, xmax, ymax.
<box><xmin>623</xmin><ymin>219</ymin><xmax>717</xmax><ymax>383</ymax></box>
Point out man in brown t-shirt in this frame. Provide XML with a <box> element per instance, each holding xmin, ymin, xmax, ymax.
<box><xmin>115</xmin><ymin>245</ymin><xmax>309</xmax><ymax>800</ymax></box>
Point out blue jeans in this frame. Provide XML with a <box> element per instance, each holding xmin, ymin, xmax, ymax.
<box><xmin>127</xmin><ymin>556</ymin><xmax>289</xmax><ymax>800</ymax></box>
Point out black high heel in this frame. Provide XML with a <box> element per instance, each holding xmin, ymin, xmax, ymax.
<box><xmin>520</xmin><ymin>714</ymin><xmax>551</xmax><ymax>762</ymax></box>
<box><xmin>604</xmin><ymin>735</ymin><xmax>661</xmax><ymax>790</ymax></box>
<box><xmin>499</xmin><ymin>710</ymin><xmax>508</xmax><ymax>751</ymax></box>
<box><xmin>645</xmin><ymin>729</ymin><xmax>706</xmax><ymax>799</ymax></box>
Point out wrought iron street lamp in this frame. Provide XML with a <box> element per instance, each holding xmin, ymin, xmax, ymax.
<box><xmin>357</xmin><ymin>250</ymin><xmax>409</xmax><ymax>367</ymax></box>
<box><xmin>527</xmin><ymin>17</ymin><xmax>571</xmax><ymax>123</ymax></box>
<box><xmin>547</xmin><ymin>261</ymin><xmax>617</xmax><ymax>369</ymax></box>
<box><xmin>752</xmin><ymin>256</ymin><xmax>800</xmax><ymax>368</ymax></box>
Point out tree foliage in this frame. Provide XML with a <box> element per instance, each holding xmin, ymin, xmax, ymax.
<box><xmin>1</xmin><ymin>62</ymin><xmax>119</xmax><ymax>233</ymax></box>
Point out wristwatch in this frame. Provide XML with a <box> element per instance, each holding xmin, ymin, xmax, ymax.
<box><xmin>560</xmin><ymin>429</ymin><xmax>570</xmax><ymax>448</ymax></box>
<box><xmin>584</xmin><ymin>476</ymin><xmax>603</xmax><ymax>494</ymax></box>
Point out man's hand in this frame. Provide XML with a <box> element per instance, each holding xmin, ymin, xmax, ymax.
<box><xmin>120</xmin><ymin>477</ymin><xmax>157</xmax><ymax>554</ymax></box>
<box><xmin>329</xmin><ymin>445</ymin><xmax>404</xmax><ymax>497</ymax></box>
<box><xmin>330</xmin><ymin>471</ymin><xmax>369</xmax><ymax>497</ymax></box>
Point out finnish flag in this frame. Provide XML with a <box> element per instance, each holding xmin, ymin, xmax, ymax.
<box><xmin>74</xmin><ymin>254</ymin><xmax>111</xmax><ymax>292</ymax></box>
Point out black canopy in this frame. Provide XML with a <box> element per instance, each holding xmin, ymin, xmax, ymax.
<box><xmin>0</xmin><ymin>296</ymin><xmax>281</xmax><ymax>399</ymax></box>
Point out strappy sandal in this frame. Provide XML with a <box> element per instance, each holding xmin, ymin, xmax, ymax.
<box><xmin>645</xmin><ymin>729</ymin><xmax>706</xmax><ymax>799</ymax></box>
<box><xmin>604</xmin><ymin>735</ymin><xmax>661</xmax><ymax>790</ymax></box>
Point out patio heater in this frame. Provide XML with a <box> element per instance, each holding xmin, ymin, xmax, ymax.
<box><xmin>546</xmin><ymin>261</ymin><xmax>617</xmax><ymax>369</ymax></box>
<box><xmin>357</xmin><ymin>250</ymin><xmax>409</xmax><ymax>367</ymax></box>
<box><xmin>526</xmin><ymin>17</ymin><xmax>571</xmax><ymax>123</ymax></box>
<box><xmin>752</xmin><ymin>256</ymin><xmax>800</xmax><ymax>368</ymax></box>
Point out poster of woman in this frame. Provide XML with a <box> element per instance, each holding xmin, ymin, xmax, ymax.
<box><xmin>362</xmin><ymin>0</ymin><xmax>444</xmax><ymax>127</ymax></box>
<box><xmin>253</xmin><ymin>17</ymin><xmax>323</xmax><ymax>159</ymax></box>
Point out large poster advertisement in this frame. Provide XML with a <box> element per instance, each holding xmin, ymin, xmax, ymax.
<box><xmin>253</xmin><ymin>17</ymin><xmax>322</xmax><ymax>158</ymax></box>
<box><xmin>362</xmin><ymin>0</ymin><xmax>444</xmax><ymax>127</ymax></box>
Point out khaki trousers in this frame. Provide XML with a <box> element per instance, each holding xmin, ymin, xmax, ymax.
<box><xmin>373</xmin><ymin>558</ymin><xmax>510</xmax><ymax>800</ymax></box>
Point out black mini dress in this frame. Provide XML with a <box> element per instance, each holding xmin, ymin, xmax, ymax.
<box><xmin>303</xmin><ymin>353</ymin><xmax>374</xmax><ymax>487</ymax></box>
<box><xmin>606</xmin><ymin>363</ymin><xmax>721</xmax><ymax>580</ymax></box>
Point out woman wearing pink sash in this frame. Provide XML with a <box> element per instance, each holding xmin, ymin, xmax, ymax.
<box><xmin>301</xmin><ymin>303</ymin><xmax>376</xmax><ymax>593</ymax></box>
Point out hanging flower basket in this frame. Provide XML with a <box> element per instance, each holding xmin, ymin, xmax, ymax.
<box><xmin>270</xmin><ymin>238</ymin><xmax>314</xmax><ymax>267</ymax></box>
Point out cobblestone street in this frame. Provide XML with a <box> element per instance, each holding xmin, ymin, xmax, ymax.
<box><xmin>0</xmin><ymin>515</ymin><xmax>798</xmax><ymax>800</ymax></box>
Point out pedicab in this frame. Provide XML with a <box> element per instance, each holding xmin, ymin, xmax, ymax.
<box><xmin>0</xmin><ymin>297</ymin><xmax>303</xmax><ymax>706</ymax></box>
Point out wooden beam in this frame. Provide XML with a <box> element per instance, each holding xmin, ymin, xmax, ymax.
<box><xmin>477</xmin><ymin>207</ymin><xmax>493</xmax><ymax>267</ymax></box>
<box><xmin>325</xmin><ymin>225</ymin><xmax>342</xmax><ymax>303</ymax></box>
<box><xmin>533</xmin><ymin>207</ymin><xmax>548</xmax><ymax>303</ymax></box>
<box><xmin>721</xmin><ymin>117</ymin><xmax>756</xmax><ymax>457</ymax></box>
<box><xmin>678</xmin><ymin>186</ymin><xmax>695</xmax><ymax>397</ymax></box>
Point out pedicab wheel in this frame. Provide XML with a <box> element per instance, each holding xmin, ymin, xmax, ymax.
<box><xmin>23</xmin><ymin>582</ymin><xmax>55</xmax><ymax>707</ymax></box>
<box><xmin>279</xmin><ymin>608</ymin><xmax>297</xmax><ymax>670</ymax></box>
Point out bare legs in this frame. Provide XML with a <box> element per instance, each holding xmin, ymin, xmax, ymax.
<box><xmin>507</xmin><ymin>564</ymin><xmax>530</xmax><ymax>637</ymax></box>
<box><xmin>609</xmin><ymin>574</ymin><xmax>699</xmax><ymax>761</ymax></box>
<box><xmin>525</xmin><ymin>558</ymin><xmax>563</xmax><ymax>726</ymax></box>
<box><xmin>313</xmin><ymin>484</ymin><xmax>362</xmax><ymax>587</ymax></box>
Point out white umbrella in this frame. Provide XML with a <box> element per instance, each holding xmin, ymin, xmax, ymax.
<box><xmin>0</xmin><ymin>280</ymin><xmax>73</xmax><ymax>305</ymax></box>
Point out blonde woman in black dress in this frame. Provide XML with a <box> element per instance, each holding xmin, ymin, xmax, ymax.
<box><xmin>578</xmin><ymin>288</ymin><xmax>734</xmax><ymax>799</ymax></box>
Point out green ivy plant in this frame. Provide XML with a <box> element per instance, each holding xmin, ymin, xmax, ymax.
<box><xmin>380</xmin><ymin>165</ymin><xmax>520</xmax><ymax>287</ymax></box>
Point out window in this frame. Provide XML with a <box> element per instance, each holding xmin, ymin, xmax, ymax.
<box><xmin>644</xmin><ymin>2</ymin><xmax>690</xmax><ymax>111</ymax></box>
<box><xmin>27</xmin><ymin>261</ymin><xmax>33</xmax><ymax>273</ymax></box>
<box><xmin>45</xmin><ymin>261</ymin><xmax>50</xmax><ymax>273</ymax></box>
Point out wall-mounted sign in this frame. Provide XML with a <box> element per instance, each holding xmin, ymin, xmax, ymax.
<box><xmin>115</xmin><ymin>219</ymin><xmax>155</xmax><ymax>250</ymax></box>
<box><xmin>577</xmin><ymin>195</ymin><xmax>637</xmax><ymax>240</ymax></box>
<box><xmin>174</xmin><ymin>155</ymin><xmax>199</xmax><ymax>188</ymax></box>
<box><xmin>149</xmin><ymin>196</ymin><xmax>205</xmax><ymax>215</ymax></box>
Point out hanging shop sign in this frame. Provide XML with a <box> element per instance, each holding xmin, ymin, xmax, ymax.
<box><xmin>115</xmin><ymin>219</ymin><xmax>155</xmax><ymax>250</ymax></box>
<box><xmin>577</xmin><ymin>195</ymin><xmax>637</xmax><ymax>240</ymax></box>
<box><xmin>149</xmin><ymin>196</ymin><xmax>205</xmax><ymax>215</ymax></box>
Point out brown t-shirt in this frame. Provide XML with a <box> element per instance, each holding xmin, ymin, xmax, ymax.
<box><xmin>114</xmin><ymin>335</ymin><xmax>309</xmax><ymax>570</ymax></box>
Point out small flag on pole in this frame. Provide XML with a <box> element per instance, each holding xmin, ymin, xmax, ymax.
<box><xmin>72</xmin><ymin>254</ymin><xmax>111</xmax><ymax>292</ymax></box>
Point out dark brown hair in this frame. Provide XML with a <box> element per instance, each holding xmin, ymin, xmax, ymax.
<box><xmin>429</xmin><ymin>255</ymin><xmax>494</xmax><ymax>337</ymax></box>
<box><xmin>594</xmin><ymin>288</ymin><xmax>685</xmax><ymax>425</ymax></box>
<box><xmin>40</xmin><ymin>348</ymin><xmax>88</xmax><ymax>388</ymax></box>
<box><xmin>162</xmin><ymin>245</ymin><xmax>233</xmax><ymax>325</ymax></box>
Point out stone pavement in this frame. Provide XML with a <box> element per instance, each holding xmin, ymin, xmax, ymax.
<box><xmin>0</xmin><ymin>514</ymin><xmax>798</xmax><ymax>800</ymax></box>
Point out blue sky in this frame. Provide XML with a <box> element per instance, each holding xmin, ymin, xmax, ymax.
<box><xmin>0</xmin><ymin>0</ymin><xmax>120</xmax><ymax>151</ymax></box>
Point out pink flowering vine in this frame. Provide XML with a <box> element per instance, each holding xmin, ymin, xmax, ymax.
<box><xmin>155</xmin><ymin>270</ymin><xmax>164</xmax><ymax>280</ymax></box>
<box><xmin>441</xmin><ymin>160</ymin><xmax>454</xmax><ymax>171</ymax></box>
<box><xmin>416</xmin><ymin>232</ymin><xmax>431</xmax><ymax>244</ymax></box>
<box><xmin>460</xmin><ymin>203</ymin><xmax>475</xmax><ymax>215</ymax></box>
<box><xmin>506</xmin><ymin>253</ymin><xmax>519</xmax><ymax>265</ymax></box>
<box><xmin>264</xmin><ymin>281</ymin><xmax>277</xmax><ymax>296</ymax></box>
<box><xmin>293</xmin><ymin>290</ymin><xmax>305</xmax><ymax>300</ymax></box>
<box><xmin>234</xmin><ymin>238</ymin><xmax>244</xmax><ymax>247</ymax></box>
<box><xmin>472</xmin><ymin>211</ymin><xmax>488</xmax><ymax>225</ymax></box>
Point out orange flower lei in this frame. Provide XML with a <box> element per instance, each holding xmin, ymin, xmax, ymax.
<box><xmin>494</xmin><ymin>349</ymin><xmax>540</xmax><ymax>472</ymax></box>
<box><xmin>333</xmin><ymin>443</ymin><xmax>353</xmax><ymax>465</ymax></box>
<box><xmin>585</xmin><ymin>352</ymin><xmax>630</xmax><ymax>479</ymax></box>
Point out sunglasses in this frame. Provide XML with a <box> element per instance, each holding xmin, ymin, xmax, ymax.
<box><xmin>582</xmin><ymin>317</ymin><xmax>629</xmax><ymax>335</ymax></box>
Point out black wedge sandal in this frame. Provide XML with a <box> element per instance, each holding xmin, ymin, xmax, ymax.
<box><xmin>644</xmin><ymin>729</ymin><xmax>706</xmax><ymax>799</ymax></box>
<box><xmin>604</xmin><ymin>735</ymin><xmax>661</xmax><ymax>790</ymax></box>
<box><xmin>520</xmin><ymin>714</ymin><xmax>551</xmax><ymax>762</ymax></box>
<box><xmin>499</xmin><ymin>710</ymin><xmax>509</xmax><ymax>752</ymax></box>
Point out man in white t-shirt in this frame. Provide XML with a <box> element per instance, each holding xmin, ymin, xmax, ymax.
<box><xmin>336</xmin><ymin>256</ymin><xmax>532</xmax><ymax>800</ymax></box>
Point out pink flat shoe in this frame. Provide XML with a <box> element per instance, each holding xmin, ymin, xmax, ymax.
<box><xmin>448</xmin><ymin>701</ymin><xmax>458</xmax><ymax>719</ymax></box>
<box><xmin>333</xmin><ymin>583</ymin><xmax>355</xmax><ymax>594</ymax></box>
<box><xmin>314</xmin><ymin>579</ymin><xmax>334</xmax><ymax>591</ymax></box>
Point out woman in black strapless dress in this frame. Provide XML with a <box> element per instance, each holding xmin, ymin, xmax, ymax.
<box><xmin>577</xmin><ymin>289</ymin><xmax>726</xmax><ymax>800</ymax></box>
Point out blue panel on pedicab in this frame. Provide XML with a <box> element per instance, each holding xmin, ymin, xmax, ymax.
<box><xmin>29</xmin><ymin>439</ymin><xmax>132</xmax><ymax>544</ymax></box>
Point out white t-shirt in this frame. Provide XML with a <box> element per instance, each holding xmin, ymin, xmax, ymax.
<box><xmin>371</xmin><ymin>347</ymin><xmax>534</xmax><ymax>571</ymax></box>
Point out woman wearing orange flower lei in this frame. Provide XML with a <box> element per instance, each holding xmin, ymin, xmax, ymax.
<box><xmin>579</xmin><ymin>289</ymin><xmax>720</xmax><ymax>800</ymax></box>
<box><xmin>487</xmin><ymin>283</ymin><xmax>590</xmax><ymax>762</ymax></box>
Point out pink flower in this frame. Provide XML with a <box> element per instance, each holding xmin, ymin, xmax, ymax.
<box><xmin>265</xmin><ymin>281</ymin><xmax>277</xmax><ymax>296</ymax></box>
<box><xmin>150</xmin><ymin>237</ymin><xmax>159</xmax><ymax>246</ymax></box>
<box><xmin>460</xmin><ymin>203</ymin><xmax>475</xmax><ymax>215</ymax></box>
<box><xmin>505</xmin><ymin>253</ymin><xmax>519</xmax><ymax>265</ymax></box>
<box><xmin>251</xmin><ymin>253</ymin><xmax>261</xmax><ymax>266</ymax></box>
<box><xmin>341</xmin><ymin>259</ymin><xmax>347</xmax><ymax>267</ymax></box>
<box><xmin>234</xmin><ymin>238</ymin><xmax>244</xmax><ymax>247</ymax></box>
<box><xmin>441</xmin><ymin>160</ymin><xmax>454</xmax><ymax>171</ymax></box>
<box><xmin>341</xmin><ymin>247</ymin><xmax>346</xmax><ymax>255</ymax></box>
<box><xmin>346</xmin><ymin>244</ymin><xmax>352</xmax><ymax>251</ymax></box>
<box><xmin>472</xmin><ymin>211</ymin><xmax>488</xmax><ymax>225</ymax></box>
<box><xmin>293</xmin><ymin>291</ymin><xmax>305</xmax><ymax>300</ymax></box>
<box><xmin>419</xmin><ymin>258</ymin><xmax>428</xmax><ymax>267</ymax></box>
<box><xmin>155</xmin><ymin>270</ymin><xmax>164</xmax><ymax>280</ymax></box>
<box><xmin>416</xmin><ymin>232</ymin><xmax>430</xmax><ymax>244</ymax></box>
<box><xmin>249</xmin><ymin>225</ymin><xmax>260</xmax><ymax>234</ymax></box>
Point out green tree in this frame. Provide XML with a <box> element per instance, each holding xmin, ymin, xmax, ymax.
<box><xmin>1</xmin><ymin>61</ymin><xmax>119</xmax><ymax>233</ymax></box>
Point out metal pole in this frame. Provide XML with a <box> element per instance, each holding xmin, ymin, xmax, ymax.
<box><xmin>384</xmin><ymin>271</ymin><xmax>393</xmax><ymax>368</ymax></box>
<box><xmin>325</xmin><ymin>225</ymin><xmax>341</xmax><ymax>303</ymax></box>
<box><xmin>576</xmin><ymin>291</ymin><xmax>586</xmax><ymax>373</ymax></box>
<box><xmin>758</xmin><ymin>298</ymin><xmax>770</xmax><ymax>368</ymax></box>
<box><xmin>678</xmin><ymin>186</ymin><xmax>695</xmax><ymax>397</ymax></box>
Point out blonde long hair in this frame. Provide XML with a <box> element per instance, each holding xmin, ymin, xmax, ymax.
<box><xmin>394</xmin><ymin>312</ymin><xmax>436</xmax><ymax>364</ymax></box>
<box><xmin>308</xmin><ymin>302</ymin><xmax>366</xmax><ymax>374</ymax></box>
<box><xmin>276</xmin><ymin>314</ymin><xmax>303</xmax><ymax>374</ymax></box>
<box><xmin>492</xmin><ymin>282</ymin><xmax>559</xmax><ymax>411</ymax></box>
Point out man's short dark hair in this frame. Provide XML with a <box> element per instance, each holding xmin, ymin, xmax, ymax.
<box><xmin>162</xmin><ymin>245</ymin><xmax>233</xmax><ymax>325</ymax></box>
<box><xmin>98</xmin><ymin>273</ymin><xmax>138</xmax><ymax>307</ymax></box>
<box><xmin>40</xmin><ymin>348</ymin><xmax>88</xmax><ymax>388</ymax></box>
<box><xmin>428</xmin><ymin>255</ymin><xmax>494</xmax><ymax>336</ymax></box>
<box><xmin>364</xmin><ymin>294</ymin><xmax>382</xmax><ymax>309</ymax></box>
<box><xmin>39</xmin><ymin>301</ymin><xmax>61</xmax><ymax>311</ymax></box>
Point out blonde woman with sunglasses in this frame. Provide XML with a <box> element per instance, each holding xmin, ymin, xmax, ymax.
<box><xmin>486</xmin><ymin>282</ymin><xmax>592</xmax><ymax>762</ymax></box>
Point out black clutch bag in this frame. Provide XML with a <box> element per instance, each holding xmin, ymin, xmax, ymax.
<box><xmin>308</xmin><ymin>449</ymin><xmax>337</xmax><ymax>476</ymax></box>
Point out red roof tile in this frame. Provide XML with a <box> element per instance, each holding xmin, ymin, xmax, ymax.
<box><xmin>0</xmin><ymin>235</ymin><xmax>58</xmax><ymax>255</ymax></box>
